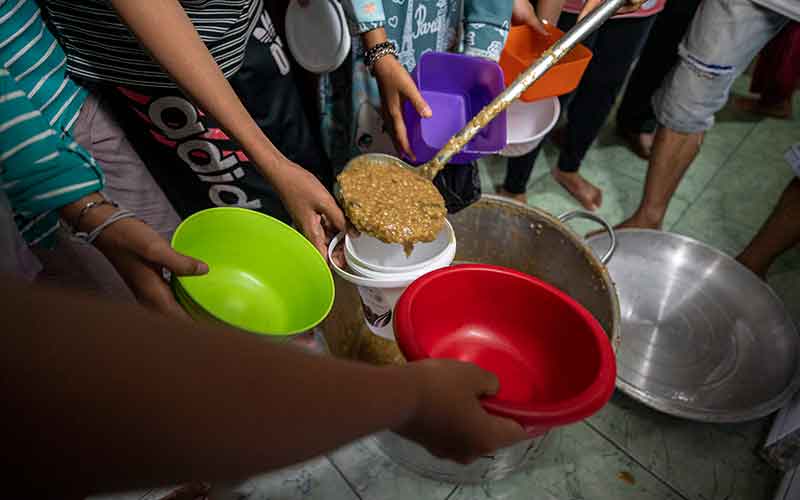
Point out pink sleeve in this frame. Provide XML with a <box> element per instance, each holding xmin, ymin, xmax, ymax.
<box><xmin>562</xmin><ymin>0</ymin><xmax>666</xmax><ymax>18</ymax></box>
<box><xmin>562</xmin><ymin>0</ymin><xmax>585</xmax><ymax>14</ymax></box>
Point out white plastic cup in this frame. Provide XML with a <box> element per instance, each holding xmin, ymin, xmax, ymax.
<box><xmin>500</xmin><ymin>97</ymin><xmax>560</xmax><ymax>158</ymax></box>
<box><xmin>328</xmin><ymin>231</ymin><xmax>456</xmax><ymax>341</ymax></box>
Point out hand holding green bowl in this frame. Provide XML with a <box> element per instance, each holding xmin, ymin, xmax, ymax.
<box><xmin>171</xmin><ymin>208</ymin><xmax>335</xmax><ymax>338</ymax></box>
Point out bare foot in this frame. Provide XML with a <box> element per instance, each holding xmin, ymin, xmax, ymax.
<box><xmin>495</xmin><ymin>185</ymin><xmax>528</xmax><ymax>204</ymax></box>
<box><xmin>615</xmin><ymin>213</ymin><xmax>662</xmax><ymax>231</ymax></box>
<box><xmin>618</xmin><ymin>128</ymin><xmax>654</xmax><ymax>159</ymax></box>
<box><xmin>586</xmin><ymin>211</ymin><xmax>662</xmax><ymax>238</ymax></box>
<box><xmin>551</xmin><ymin>169</ymin><xmax>602</xmax><ymax>211</ymax></box>
<box><xmin>734</xmin><ymin>96</ymin><xmax>793</xmax><ymax>120</ymax></box>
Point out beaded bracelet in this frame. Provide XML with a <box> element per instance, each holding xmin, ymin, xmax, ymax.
<box><xmin>363</xmin><ymin>41</ymin><xmax>397</xmax><ymax>72</ymax></box>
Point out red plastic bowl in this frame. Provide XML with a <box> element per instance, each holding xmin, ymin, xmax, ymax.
<box><xmin>393</xmin><ymin>264</ymin><xmax>616</xmax><ymax>435</ymax></box>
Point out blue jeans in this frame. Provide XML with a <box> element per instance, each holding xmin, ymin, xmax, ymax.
<box><xmin>653</xmin><ymin>0</ymin><xmax>789</xmax><ymax>133</ymax></box>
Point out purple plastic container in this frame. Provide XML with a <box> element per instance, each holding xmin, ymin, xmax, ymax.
<box><xmin>402</xmin><ymin>52</ymin><xmax>507</xmax><ymax>165</ymax></box>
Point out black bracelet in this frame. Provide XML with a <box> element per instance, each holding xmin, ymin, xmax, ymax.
<box><xmin>363</xmin><ymin>41</ymin><xmax>397</xmax><ymax>70</ymax></box>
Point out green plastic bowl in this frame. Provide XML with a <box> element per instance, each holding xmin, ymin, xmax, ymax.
<box><xmin>171</xmin><ymin>208</ymin><xmax>335</xmax><ymax>337</ymax></box>
<box><xmin>172</xmin><ymin>280</ymin><xmax>218</xmax><ymax>324</ymax></box>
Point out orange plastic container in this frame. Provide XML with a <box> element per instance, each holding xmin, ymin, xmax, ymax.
<box><xmin>500</xmin><ymin>24</ymin><xmax>593</xmax><ymax>102</ymax></box>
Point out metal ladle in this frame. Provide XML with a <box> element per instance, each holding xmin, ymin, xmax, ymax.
<box><xmin>338</xmin><ymin>0</ymin><xmax>626</xmax><ymax>230</ymax></box>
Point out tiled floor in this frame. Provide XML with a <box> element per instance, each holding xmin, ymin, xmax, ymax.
<box><xmin>95</xmin><ymin>79</ymin><xmax>798</xmax><ymax>500</ymax></box>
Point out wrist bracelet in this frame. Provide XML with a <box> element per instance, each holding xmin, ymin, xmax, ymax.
<box><xmin>72</xmin><ymin>196</ymin><xmax>119</xmax><ymax>233</ymax></box>
<box><xmin>75</xmin><ymin>209</ymin><xmax>136</xmax><ymax>244</ymax></box>
<box><xmin>363</xmin><ymin>41</ymin><xmax>397</xmax><ymax>71</ymax></box>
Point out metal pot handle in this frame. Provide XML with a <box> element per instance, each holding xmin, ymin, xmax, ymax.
<box><xmin>557</xmin><ymin>210</ymin><xmax>616</xmax><ymax>265</ymax></box>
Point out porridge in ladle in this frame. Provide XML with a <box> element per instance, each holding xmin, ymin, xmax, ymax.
<box><xmin>338</xmin><ymin>157</ymin><xmax>446</xmax><ymax>254</ymax></box>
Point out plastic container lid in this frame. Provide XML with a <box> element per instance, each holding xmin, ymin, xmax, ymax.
<box><xmin>284</xmin><ymin>0</ymin><xmax>350</xmax><ymax>74</ymax></box>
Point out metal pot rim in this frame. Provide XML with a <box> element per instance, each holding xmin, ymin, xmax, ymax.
<box><xmin>476</xmin><ymin>195</ymin><xmax>622</xmax><ymax>355</ymax></box>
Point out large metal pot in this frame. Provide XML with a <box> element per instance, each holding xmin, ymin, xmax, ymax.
<box><xmin>321</xmin><ymin>195</ymin><xmax>621</xmax><ymax>483</ymax></box>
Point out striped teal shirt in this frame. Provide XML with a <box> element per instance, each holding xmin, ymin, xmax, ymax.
<box><xmin>0</xmin><ymin>0</ymin><xmax>103</xmax><ymax>247</ymax></box>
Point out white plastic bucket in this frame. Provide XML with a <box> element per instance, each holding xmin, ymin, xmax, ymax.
<box><xmin>328</xmin><ymin>232</ymin><xmax>456</xmax><ymax>341</ymax></box>
<box><xmin>345</xmin><ymin>243</ymin><xmax>456</xmax><ymax>281</ymax></box>
<box><xmin>500</xmin><ymin>97</ymin><xmax>560</xmax><ymax>158</ymax></box>
<box><xmin>345</xmin><ymin>220</ymin><xmax>456</xmax><ymax>274</ymax></box>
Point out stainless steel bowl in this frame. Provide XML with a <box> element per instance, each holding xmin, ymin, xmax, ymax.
<box><xmin>322</xmin><ymin>196</ymin><xmax>621</xmax><ymax>483</ymax></box>
<box><xmin>587</xmin><ymin>229</ymin><xmax>800</xmax><ymax>423</ymax></box>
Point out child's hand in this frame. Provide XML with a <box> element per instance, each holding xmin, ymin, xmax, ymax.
<box><xmin>329</xmin><ymin>224</ymin><xmax>359</xmax><ymax>269</ymax></box>
<box><xmin>269</xmin><ymin>160</ymin><xmax>346</xmax><ymax>258</ymax></box>
<box><xmin>397</xmin><ymin>359</ymin><xmax>528</xmax><ymax>464</ymax></box>
<box><xmin>372</xmin><ymin>55</ymin><xmax>432</xmax><ymax>162</ymax></box>
<box><xmin>92</xmin><ymin>216</ymin><xmax>208</xmax><ymax>318</ymax></box>
<box><xmin>512</xmin><ymin>0</ymin><xmax>549</xmax><ymax>35</ymax></box>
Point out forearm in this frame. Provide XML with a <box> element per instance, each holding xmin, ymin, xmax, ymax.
<box><xmin>59</xmin><ymin>192</ymin><xmax>107</xmax><ymax>229</ymax></box>
<box><xmin>59</xmin><ymin>192</ymin><xmax>136</xmax><ymax>253</ymax></box>
<box><xmin>109</xmin><ymin>0</ymin><xmax>288</xmax><ymax>180</ymax></box>
<box><xmin>362</xmin><ymin>26</ymin><xmax>389</xmax><ymax>48</ymax></box>
<box><xmin>1</xmin><ymin>278</ymin><xmax>419</xmax><ymax>496</ymax></box>
<box><xmin>58</xmin><ymin>194</ymin><xmax>148</xmax><ymax>306</ymax></box>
